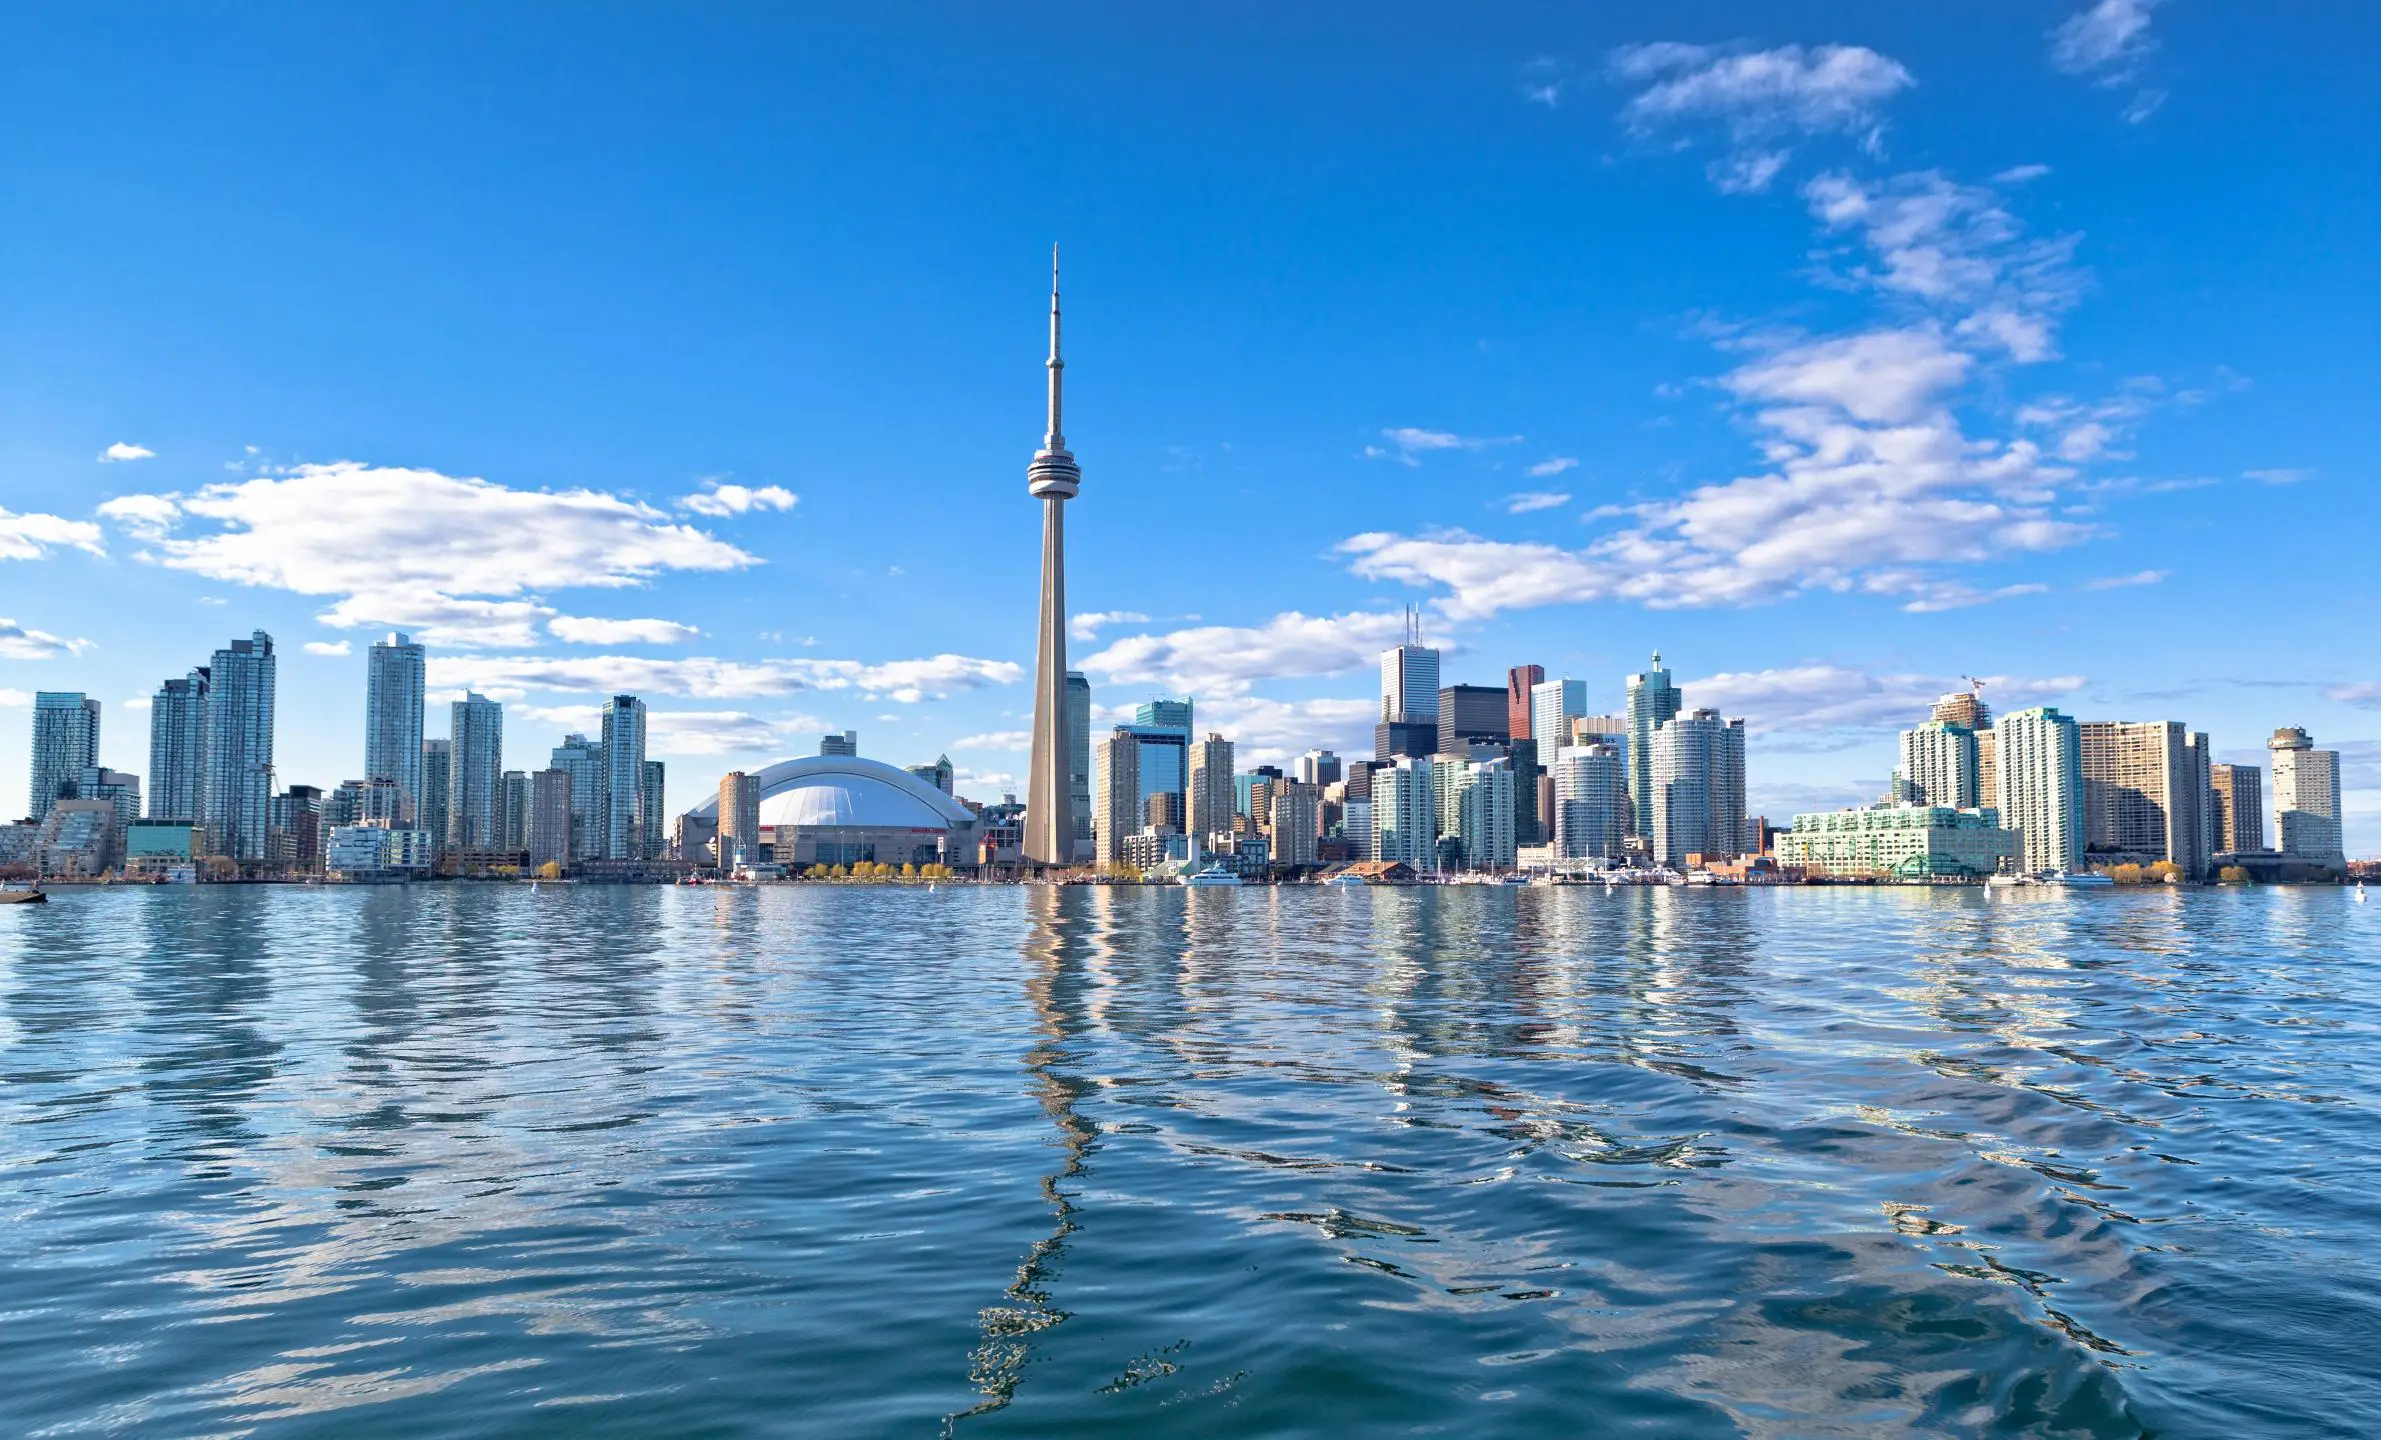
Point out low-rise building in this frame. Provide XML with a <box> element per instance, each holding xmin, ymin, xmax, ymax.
<box><xmin>1778</xmin><ymin>804</ymin><xmax>2019</xmax><ymax>880</ymax></box>
<box><xmin>125</xmin><ymin>820</ymin><xmax>203</xmax><ymax>880</ymax></box>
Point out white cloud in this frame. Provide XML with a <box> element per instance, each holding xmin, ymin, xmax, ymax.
<box><xmin>547</xmin><ymin>615</ymin><xmax>703</xmax><ymax>646</ymax></box>
<box><xmin>1195</xmin><ymin>696</ymin><xmax>1382</xmax><ymax>769</ymax></box>
<box><xmin>99</xmin><ymin>442</ymin><xmax>156</xmax><ymax>463</ymax></box>
<box><xmin>1526</xmin><ymin>456</ymin><xmax>1580</xmax><ymax>479</ymax></box>
<box><xmin>0</xmin><ymin>689</ymin><xmax>30</xmax><ymax>707</ymax></box>
<box><xmin>123</xmin><ymin>696</ymin><xmax>151</xmax><ymax>712</ymax></box>
<box><xmin>1078</xmin><ymin>610</ymin><xmax>1413</xmax><ymax>698</ymax></box>
<box><xmin>2083</xmin><ymin>569</ymin><xmax>2167</xmax><ymax>590</ymax></box>
<box><xmin>1994</xmin><ymin>164</ymin><xmax>2053</xmax><ymax>184</ymax></box>
<box><xmin>2050</xmin><ymin>0</ymin><xmax>2160</xmax><ymax>78</ymax></box>
<box><xmin>678</xmin><ymin>481</ymin><xmax>798</xmax><ymax>517</ymax></box>
<box><xmin>952</xmin><ymin>730</ymin><xmax>1031</xmax><ymax>752</ymax></box>
<box><xmin>99</xmin><ymin>461</ymin><xmax>759</xmax><ymax>649</ymax></box>
<box><xmin>0</xmin><ymin>618</ymin><xmax>90</xmax><ymax>661</ymax></box>
<box><xmin>1364</xmin><ymin>427</ymin><xmax>1522</xmax><ymax>466</ymax></box>
<box><xmin>2246</xmin><ymin>468</ymin><xmax>2311</xmax><ymax>486</ymax></box>
<box><xmin>1502</xmin><ymin>491</ymin><xmax>1573</xmax><ymax>515</ymax></box>
<box><xmin>302</xmin><ymin>640</ymin><xmax>353</xmax><ymax>656</ymax></box>
<box><xmin>1683</xmin><ymin>666</ymin><xmax>2088</xmax><ymax>734</ymax></box>
<box><xmin>427</xmin><ymin>651</ymin><xmax>1020</xmax><ymax>704</ymax></box>
<box><xmin>0</xmin><ymin>508</ymin><xmax>106</xmax><ymax>562</ymax></box>
<box><xmin>1727</xmin><ymin>326</ymin><xmax>1971</xmax><ymax>424</ymax></box>
<box><xmin>1069</xmin><ymin>610</ymin><xmax>1152</xmax><ymax>642</ymax></box>
<box><xmin>1612</xmin><ymin>42</ymin><xmax>1914</xmax><ymax>189</ymax></box>
<box><xmin>512</xmin><ymin>704</ymin><xmax>817</xmax><ymax>757</ymax></box>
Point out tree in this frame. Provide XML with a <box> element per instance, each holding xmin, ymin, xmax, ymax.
<box><xmin>2219</xmin><ymin>865</ymin><xmax>2252</xmax><ymax>884</ymax></box>
<box><xmin>538</xmin><ymin>861</ymin><xmax>564</xmax><ymax>879</ymax></box>
<box><xmin>2106</xmin><ymin>863</ymin><xmax>2145</xmax><ymax>885</ymax></box>
<box><xmin>2147</xmin><ymin>860</ymin><xmax>2180</xmax><ymax>883</ymax></box>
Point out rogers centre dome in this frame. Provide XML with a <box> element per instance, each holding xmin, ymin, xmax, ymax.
<box><xmin>682</xmin><ymin>755</ymin><xmax>978</xmax><ymax>868</ymax></box>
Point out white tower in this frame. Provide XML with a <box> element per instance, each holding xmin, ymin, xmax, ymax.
<box><xmin>1024</xmin><ymin>250</ymin><xmax>1082</xmax><ymax>867</ymax></box>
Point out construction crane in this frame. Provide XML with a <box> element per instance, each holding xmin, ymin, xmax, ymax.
<box><xmin>1960</xmin><ymin>675</ymin><xmax>1987</xmax><ymax>698</ymax></box>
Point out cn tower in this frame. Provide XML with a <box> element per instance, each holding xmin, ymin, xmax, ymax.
<box><xmin>1022</xmin><ymin>249</ymin><xmax>1080</xmax><ymax>868</ymax></box>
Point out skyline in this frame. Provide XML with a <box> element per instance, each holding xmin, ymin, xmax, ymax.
<box><xmin>1</xmin><ymin>6</ymin><xmax>2375</xmax><ymax>845</ymax></box>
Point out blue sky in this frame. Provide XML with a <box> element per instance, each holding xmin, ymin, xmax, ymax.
<box><xmin>1</xmin><ymin>3</ymin><xmax>2374</xmax><ymax>846</ymax></box>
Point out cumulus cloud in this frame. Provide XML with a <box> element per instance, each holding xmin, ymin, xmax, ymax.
<box><xmin>678</xmin><ymin>481</ymin><xmax>798</xmax><ymax>516</ymax></box>
<box><xmin>1502</xmin><ymin>491</ymin><xmax>1573</xmax><ymax>515</ymax></box>
<box><xmin>0</xmin><ymin>508</ymin><xmax>106</xmax><ymax>563</ymax></box>
<box><xmin>99</xmin><ymin>442</ymin><xmax>156</xmax><ymax>463</ymax></box>
<box><xmin>512</xmin><ymin>703</ymin><xmax>816</xmax><ymax>757</ymax></box>
<box><xmin>1195</xmin><ymin>696</ymin><xmax>1382</xmax><ymax>769</ymax></box>
<box><xmin>1612</xmin><ymin>42</ymin><xmax>1914</xmax><ymax>189</ymax></box>
<box><xmin>0</xmin><ymin>618</ymin><xmax>91</xmax><ymax>661</ymax></box>
<box><xmin>1069</xmin><ymin>610</ymin><xmax>1152</xmax><ymax>642</ymax></box>
<box><xmin>1683</xmin><ymin>666</ymin><xmax>2087</xmax><ymax>734</ymax></box>
<box><xmin>98</xmin><ymin>461</ymin><xmax>759</xmax><ymax>649</ymax></box>
<box><xmin>1078</xmin><ymin>610</ymin><xmax>1414</xmax><ymax>698</ymax></box>
<box><xmin>547</xmin><ymin>615</ymin><xmax>703</xmax><ymax>646</ymax></box>
<box><xmin>1364</xmin><ymin>427</ymin><xmax>1522</xmax><ymax>466</ymax></box>
<box><xmin>952</xmin><ymin>730</ymin><xmax>1031</xmax><ymax>752</ymax></box>
<box><xmin>428</xmin><ymin>651</ymin><xmax>1020</xmax><ymax>704</ymax></box>
<box><xmin>302</xmin><ymin>640</ymin><xmax>353</xmax><ymax>656</ymax></box>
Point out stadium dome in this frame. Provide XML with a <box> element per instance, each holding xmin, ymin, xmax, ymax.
<box><xmin>682</xmin><ymin>755</ymin><xmax>977</xmax><ymax>869</ymax></box>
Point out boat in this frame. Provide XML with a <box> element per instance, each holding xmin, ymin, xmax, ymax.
<box><xmin>1324</xmin><ymin>871</ymin><xmax>1368</xmax><ymax>887</ymax></box>
<box><xmin>1987</xmin><ymin>870</ymin><xmax>2115</xmax><ymax>890</ymax></box>
<box><xmin>1499</xmin><ymin>873</ymin><xmax>1531</xmax><ymax>885</ymax></box>
<box><xmin>1181</xmin><ymin>862</ymin><xmax>1243</xmax><ymax>888</ymax></box>
<box><xmin>2358</xmin><ymin>882</ymin><xmax>2368</xmax><ymax>904</ymax></box>
<box><xmin>0</xmin><ymin>886</ymin><xmax>47</xmax><ymax>905</ymax></box>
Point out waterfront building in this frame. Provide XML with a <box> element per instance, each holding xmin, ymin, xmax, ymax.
<box><xmin>1023</xmin><ymin>253</ymin><xmax>1083</xmax><ymax>868</ymax></box>
<box><xmin>1342</xmin><ymin>799</ymin><xmax>1375</xmax><ymax>861</ymax></box>
<box><xmin>1899</xmin><ymin>721</ymin><xmax>1981</xmax><ymax>810</ymax></box>
<box><xmin>1065</xmin><ymin>671</ymin><xmax>1093</xmax><ymax>862</ymax></box>
<box><xmin>124</xmin><ymin>820</ymin><xmax>202</xmax><ymax>880</ymax></box>
<box><xmin>1996</xmin><ymin>706</ymin><xmax>2084</xmax><ymax>874</ymax></box>
<box><xmin>2210</xmin><ymin>763</ymin><xmax>2265</xmax><ymax>854</ymax></box>
<box><xmin>324</xmin><ymin>777</ymin><xmax>406</xmax><ymax>838</ymax></box>
<box><xmin>420</xmin><ymin>739</ymin><xmax>452</xmax><ymax>853</ymax></box>
<box><xmin>2268</xmin><ymin>727</ymin><xmax>2345</xmax><ymax>864</ymax></box>
<box><xmin>365</xmin><ymin>632</ymin><xmax>426</xmax><ymax>821</ymax></box>
<box><xmin>905</xmin><ymin>754</ymin><xmax>955</xmax><ymax>796</ymax></box>
<box><xmin>1625</xmin><ymin>653</ymin><xmax>1683</xmax><ymax>841</ymax></box>
<box><xmin>1553</xmin><ymin>743</ymin><xmax>1628</xmax><ymax>861</ymax></box>
<box><xmin>1506</xmin><ymin>664</ymin><xmax>1544</xmax><ymax>746</ymax></box>
<box><xmin>529</xmin><ymin>768</ymin><xmax>574</xmax><ymax>870</ymax></box>
<box><xmin>77</xmin><ymin>767</ymin><xmax>141</xmax><ymax>845</ymax></box>
<box><xmin>681</xmin><ymin>756</ymin><xmax>982</xmax><ymax>871</ymax></box>
<box><xmin>1507</xmin><ymin>737</ymin><xmax>1540</xmax><ymax>846</ymax></box>
<box><xmin>1093</xmin><ymin>728</ymin><xmax>1140</xmax><ymax>869</ymax></box>
<box><xmin>1371</xmin><ymin>756</ymin><xmax>1436</xmax><ymax>867</ymax></box>
<box><xmin>1431</xmin><ymin>747</ymin><xmax>1502</xmax><ymax>845</ymax></box>
<box><xmin>1121</xmin><ymin>725</ymin><xmax>1189</xmax><ymax>835</ymax></box>
<box><xmin>601</xmin><ymin>695</ymin><xmax>648</xmax><ymax>860</ymax></box>
<box><xmin>1269</xmin><ymin>781</ymin><xmax>1321</xmax><ymax>866</ymax></box>
<box><xmin>29</xmin><ymin>692</ymin><xmax>100</xmax><ymax>822</ymax></box>
<box><xmin>34</xmin><ymin>799</ymin><xmax>119</xmax><ymax>877</ymax></box>
<box><xmin>1778</xmin><ymin>804</ymin><xmax>2020</xmax><ymax>879</ymax></box>
<box><xmin>1187</xmin><ymin>733</ymin><xmax>1235</xmax><ymax>845</ymax></box>
<box><xmin>267</xmin><ymin>783</ymin><xmax>322</xmax><ymax>871</ymax></box>
<box><xmin>716</xmin><ymin>770</ymin><xmax>759</xmax><ymax>868</ymax></box>
<box><xmin>1438</xmin><ymin>685</ymin><xmax>1508</xmax><ymax>756</ymax></box>
<box><xmin>448</xmin><ymin>692</ymin><xmax>504</xmax><ymax>850</ymax></box>
<box><xmin>550</xmin><ymin>734</ymin><xmax>604</xmax><ymax>861</ymax></box>
<box><xmin>2078</xmin><ymin>720</ymin><xmax>2214</xmax><ymax>879</ymax></box>
<box><xmin>1651</xmin><ymin>708</ymin><xmax>1745</xmax><ymax>868</ymax></box>
<box><xmin>1453</xmin><ymin>760</ymin><xmax>1517</xmax><ymax>870</ymax></box>
<box><xmin>1529</xmin><ymin>678</ymin><xmax>1588</xmax><ymax>758</ymax></box>
<box><xmin>147</xmin><ymin>668</ymin><xmax>209</xmax><ymax>822</ymax></box>
<box><xmin>819</xmin><ymin>730</ymin><xmax>858</xmax><ymax>757</ymax></box>
<box><xmin>202</xmin><ymin>632</ymin><xmax>276</xmax><ymax>862</ymax></box>
<box><xmin>497</xmin><ymin>770</ymin><xmax>531</xmax><ymax>851</ymax></box>
<box><xmin>641</xmin><ymin>760</ymin><xmax>667</xmax><ymax>860</ymax></box>
<box><xmin>1293</xmin><ymin>749</ymin><xmax>1342</xmax><ymax>787</ymax></box>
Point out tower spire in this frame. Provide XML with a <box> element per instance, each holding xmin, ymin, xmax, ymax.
<box><xmin>1046</xmin><ymin>245</ymin><xmax>1065</xmax><ymax>450</ymax></box>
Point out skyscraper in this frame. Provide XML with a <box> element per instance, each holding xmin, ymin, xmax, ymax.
<box><xmin>718</xmin><ymin>771</ymin><xmax>761</xmax><ymax>867</ymax></box>
<box><xmin>2209</xmin><ymin>762</ymin><xmax>2265</xmax><ymax>854</ymax></box>
<box><xmin>1269</xmin><ymin>781</ymin><xmax>1322</xmax><ymax>867</ymax></box>
<box><xmin>1134</xmin><ymin>698</ymin><xmax>1193</xmax><ymax>733</ymax></box>
<box><xmin>1931</xmin><ymin>690</ymin><xmax>1992</xmax><ymax>731</ymax></box>
<box><xmin>1380</xmin><ymin>630</ymin><xmax>1441</xmax><ymax>727</ymax></box>
<box><xmin>2269</xmin><ymin>727</ymin><xmax>2344</xmax><ymax>864</ymax></box>
<box><xmin>601</xmin><ymin>695</ymin><xmax>647</xmax><ymax>860</ymax></box>
<box><xmin>1899</xmin><ymin>721</ymin><xmax>1981</xmax><ymax>810</ymax></box>
<box><xmin>1437</xmin><ymin>685</ymin><xmax>1507</xmax><ymax>756</ymax></box>
<box><xmin>550</xmin><ymin>734</ymin><xmax>604</xmax><ymax>861</ymax></box>
<box><xmin>1651</xmin><ymin>708</ymin><xmax>1745</xmax><ymax>868</ymax></box>
<box><xmin>819</xmin><ymin>730</ymin><xmax>858</xmax><ymax>757</ymax></box>
<box><xmin>202</xmin><ymin>632</ymin><xmax>276</xmax><ymax>862</ymax></box>
<box><xmin>529</xmin><ymin>768</ymin><xmax>573</xmax><ymax>870</ymax></box>
<box><xmin>498</xmin><ymin>770</ymin><xmax>531</xmax><ymax>852</ymax></box>
<box><xmin>1506</xmin><ymin>664</ymin><xmax>1544</xmax><ymax>744</ymax></box>
<box><xmin>147</xmin><ymin>668</ymin><xmax>209</xmax><ymax>822</ymax></box>
<box><xmin>1997</xmin><ymin>706</ymin><xmax>2084</xmax><ymax>874</ymax></box>
<box><xmin>1293</xmin><ymin>749</ymin><xmax>1342</xmax><ymax>787</ymax></box>
<box><xmin>1453</xmin><ymin>760</ymin><xmax>1516</xmax><ymax>870</ymax></box>
<box><xmin>420</xmin><ymin>739</ymin><xmax>452</xmax><ymax>851</ymax></box>
<box><xmin>1530</xmin><ymin>678</ymin><xmax>1588</xmax><ymax>758</ymax></box>
<box><xmin>1092</xmin><ymin>728</ymin><xmax>1139</xmax><ymax>869</ymax></box>
<box><xmin>1066</xmin><ymin>671</ymin><xmax>1093</xmax><ymax>862</ymax></box>
<box><xmin>448</xmin><ymin>692</ymin><xmax>504</xmax><ymax>849</ymax></box>
<box><xmin>365</xmin><ymin>632</ymin><xmax>426</xmax><ymax>822</ymax></box>
<box><xmin>1371</xmin><ymin>757</ymin><xmax>1436</xmax><ymax>867</ymax></box>
<box><xmin>1625</xmin><ymin>653</ymin><xmax>1682</xmax><ymax>840</ymax></box>
<box><xmin>29</xmin><ymin>692</ymin><xmax>100</xmax><ymax>822</ymax></box>
<box><xmin>2078</xmin><ymin>720</ymin><xmax>2214</xmax><ymax>879</ymax></box>
<box><xmin>1553</xmin><ymin>743</ymin><xmax>1627</xmax><ymax>861</ymax></box>
<box><xmin>1023</xmin><ymin>252</ymin><xmax>1082</xmax><ymax>868</ymax></box>
<box><xmin>1187</xmin><ymin>733</ymin><xmax>1236</xmax><ymax>844</ymax></box>
<box><xmin>641</xmin><ymin>759</ymin><xmax>666</xmax><ymax>860</ymax></box>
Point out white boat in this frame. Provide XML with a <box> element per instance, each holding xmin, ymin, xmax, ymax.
<box><xmin>1325</xmin><ymin>871</ymin><xmax>1368</xmax><ymax>887</ymax></box>
<box><xmin>1987</xmin><ymin>870</ymin><xmax>2115</xmax><ymax>889</ymax></box>
<box><xmin>1499</xmin><ymin>873</ymin><xmax>1531</xmax><ymax>885</ymax></box>
<box><xmin>1181</xmin><ymin>862</ymin><xmax>1244</xmax><ymax>888</ymax></box>
<box><xmin>2358</xmin><ymin>882</ymin><xmax>2367</xmax><ymax>903</ymax></box>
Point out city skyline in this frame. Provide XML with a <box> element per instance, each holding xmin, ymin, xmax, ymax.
<box><xmin>0</xmin><ymin>7</ymin><xmax>2374</xmax><ymax>848</ymax></box>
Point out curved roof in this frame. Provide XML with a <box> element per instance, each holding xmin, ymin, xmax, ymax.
<box><xmin>683</xmin><ymin>755</ymin><xmax>974</xmax><ymax>831</ymax></box>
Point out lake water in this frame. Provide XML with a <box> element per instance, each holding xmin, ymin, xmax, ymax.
<box><xmin>2</xmin><ymin>885</ymin><xmax>2376</xmax><ymax>1437</ymax></box>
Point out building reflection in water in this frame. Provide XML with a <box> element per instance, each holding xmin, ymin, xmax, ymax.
<box><xmin>947</xmin><ymin>886</ymin><xmax>1100</xmax><ymax>1429</ymax></box>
